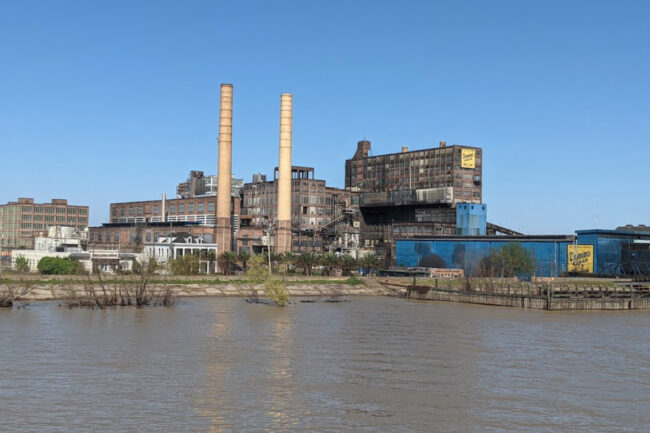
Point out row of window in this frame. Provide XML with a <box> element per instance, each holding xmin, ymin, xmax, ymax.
<box><xmin>113</xmin><ymin>202</ymin><xmax>214</xmax><ymax>216</ymax></box>
<box><xmin>19</xmin><ymin>206</ymin><xmax>87</xmax><ymax>215</ymax></box>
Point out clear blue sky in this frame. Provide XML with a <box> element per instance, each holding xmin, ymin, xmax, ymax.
<box><xmin>1</xmin><ymin>0</ymin><xmax>648</xmax><ymax>233</ymax></box>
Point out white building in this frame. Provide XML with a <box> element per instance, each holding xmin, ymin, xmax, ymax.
<box><xmin>144</xmin><ymin>233</ymin><xmax>218</xmax><ymax>273</ymax></box>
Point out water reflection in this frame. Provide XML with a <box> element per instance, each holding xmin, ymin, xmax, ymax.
<box><xmin>0</xmin><ymin>298</ymin><xmax>648</xmax><ymax>433</ymax></box>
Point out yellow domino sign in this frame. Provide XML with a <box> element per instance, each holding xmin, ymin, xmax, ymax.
<box><xmin>461</xmin><ymin>149</ymin><xmax>476</xmax><ymax>168</ymax></box>
<box><xmin>567</xmin><ymin>245</ymin><xmax>594</xmax><ymax>273</ymax></box>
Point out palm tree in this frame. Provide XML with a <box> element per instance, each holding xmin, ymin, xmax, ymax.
<box><xmin>280</xmin><ymin>252</ymin><xmax>296</xmax><ymax>277</ymax></box>
<box><xmin>219</xmin><ymin>251</ymin><xmax>237</xmax><ymax>275</ymax></box>
<box><xmin>360</xmin><ymin>253</ymin><xmax>380</xmax><ymax>276</ymax></box>
<box><xmin>296</xmin><ymin>251</ymin><xmax>319</xmax><ymax>276</ymax></box>
<box><xmin>340</xmin><ymin>254</ymin><xmax>357</xmax><ymax>276</ymax></box>
<box><xmin>237</xmin><ymin>250</ymin><xmax>251</xmax><ymax>272</ymax></box>
<box><xmin>321</xmin><ymin>253</ymin><xmax>340</xmax><ymax>276</ymax></box>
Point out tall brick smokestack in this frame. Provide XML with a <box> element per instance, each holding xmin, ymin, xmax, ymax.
<box><xmin>215</xmin><ymin>83</ymin><xmax>233</xmax><ymax>252</ymax></box>
<box><xmin>276</xmin><ymin>93</ymin><xmax>292</xmax><ymax>253</ymax></box>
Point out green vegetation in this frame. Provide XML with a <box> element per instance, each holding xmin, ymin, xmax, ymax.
<box><xmin>474</xmin><ymin>243</ymin><xmax>537</xmax><ymax>278</ymax></box>
<box><xmin>37</xmin><ymin>257</ymin><xmax>82</xmax><ymax>275</ymax></box>
<box><xmin>359</xmin><ymin>253</ymin><xmax>380</xmax><ymax>275</ymax></box>
<box><xmin>296</xmin><ymin>251</ymin><xmax>319</xmax><ymax>276</ymax></box>
<box><xmin>170</xmin><ymin>254</ymin><xmax>200</xmax><ymax>275</ymax></box>
<box><xmin>219</xmin><ymin>251</ymin><xmax>237</xmax><ymax>275</ymax></box>
<box><xmin>14</xmin><ymin>255</ymin><xmax>29</xmax><ymax>273</ymax></box>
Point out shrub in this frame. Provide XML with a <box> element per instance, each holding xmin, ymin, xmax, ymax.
<box><xmin>14</xmin><ymin>255</ymin><xmax>29</xmax><ymax>273</ymax></box>
<box><xmin>37</xmin><ymin>257</ymin><xmax>82</xmax><ymax>275</ymax></box>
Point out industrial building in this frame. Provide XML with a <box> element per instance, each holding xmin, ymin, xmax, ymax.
<box><xmin>176</xmin><ymin>170</ymin><xmax>244</xmax><ymax>199</ymax></box>
<box><xmin>0</xmin><ymin>198</ymin><xmax>89</xmax><ymax>249</ymax></box>
<box><xmin>394</xmin><ymin>227</ymin><xmax>650</xmax><ymax>278</ymax></box>
<box><xmin>236</xmin><ymin>166</ymin><xmax>357</xmax><ymax>254</ymax></box>
<box><xmin>345</xmin><ymin>140</ymin><xmax>491</xmax><ymax>262</ymax></box>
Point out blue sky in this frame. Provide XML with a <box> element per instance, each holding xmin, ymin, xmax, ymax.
<box><xmin>1</xmin><ymin>0</ymin><xmax>648</xmax><ymax>232</ymax></box>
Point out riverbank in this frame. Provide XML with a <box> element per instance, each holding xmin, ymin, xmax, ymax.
<box><xmin>389</xmin><ymin>278</ymin><xmax>650</xmax><ymax>310</ymax></box>
<box><xmin>0</xmin><ymin>275</ymin><xmax>392</xmax><ymax>301</ymax></box>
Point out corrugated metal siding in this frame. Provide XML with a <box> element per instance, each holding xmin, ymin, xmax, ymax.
<box><xmin>396</xmin><ymin>239</ymin><xmax>569</xmax><ymax>277</ymax></box>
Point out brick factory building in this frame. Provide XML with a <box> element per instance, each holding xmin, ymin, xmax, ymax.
<box><xmin>237</xmin><ymin>166</ymin><xmax>357</xmax><ymax>253</ymax></box>
<box><xmin>0</xmin><ymin>198</ymin><xmax>89</xmax><ymax>249</ymax></box>
<box><xmin>345</xmin><ymin>140</ymin><xmax>483</xmax><ymax>261</ymax></box>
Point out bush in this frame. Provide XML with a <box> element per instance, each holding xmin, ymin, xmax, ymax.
<box><xmin>14</xmin><ymin>255</ymin><xmax>29</xmax><ymax>273</ymax></box>
<box><xmin>170</xmin><ymin>254</ymin><xmax>200</xmax><ymax>275</ymax></box>
<box><xmin>37</xmin><ymin>257</ymin><xmax>82</xmax><ymax>275</ymax></box>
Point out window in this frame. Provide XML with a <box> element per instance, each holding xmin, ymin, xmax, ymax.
<box><xmin>189</xmin><ymin>203</ymin><xmax>194</xmax><ymax>213</ymax></box>
<box><xmin>179</xmin><ymin>204</ymin><xmax>185</xmax><ymax>213</ymax></box>
<box><xmin>153</xmin><ymin>205</ymin><xmax>159</xmax><ymax>214</ymax></box>
<box><xmin>56</xmin><ymin>216</ymin><xmax>65</xmax><ymax>222</ymax></box>
<box><xmin>112</xmin><ymin>208</ymin><xmax>117</xmax><ymax>216</ymax></box>
<box><xmin>129</xmin><ymin>207</ymin><xmax>134</xmax><ymax>216</ymax></box>
<box><xmin>114</xmin><ymin>233</ymin><xmax>119</xmax><ymax>242</ymax></box>
<box><xmin>170</xmin><ymin>205</ymin><xmax>176</xmax><ymax>213</ymax></box>
<box><xmin>198</xmin><ymin>203</ymin><xmax>204</xmax><ymax>212</ymax></box>
<box><xmin>97</xmin><ymin>233</ymin><xmax>103</xmax><ymax>242</ymax></box>
<box><xmin>67</xmin><ymin>217</ymin><xmax>76</xmax><ymax>223</ymax></box>
<box><xmin>120</xmin><ymin>208</ymin><xmax>125</xmax><ymax>216</ymax></box>
<box><xmin>208</xmin><ymin>202</ymin><xmax>215</xmax><ymax>212</ymax></box>
<box><xmin>56</xmin><ymin>208</ymin><xmax>65</xmax><ymax>214</ymax></box>
<box><xmin>21</xmin><ymin>223</ymin><xmax>31</xmax><ymax>229</ymax></box>
<box><xmin>146</xmin><ymin>232</ymin><xmax>151</xmax><ymax>242</ymax></box>
<box><xmin>137</xmin><ymin>206</ymin><xmax>143</xmax><ymax>215</ymax></box>
<box><xmin>67</xmin><ymin>208</ymin><xmax>76</xmax><ymax>214</ymax></box>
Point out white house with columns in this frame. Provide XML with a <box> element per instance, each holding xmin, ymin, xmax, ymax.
<box><xmin>144</xmin><ymin>233</ymin><xmax>218</xmax><ymax>273</ymax></box>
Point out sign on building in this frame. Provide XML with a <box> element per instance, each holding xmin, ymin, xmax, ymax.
<box><xmin>567</xmin><ymin>245</ymin><xmax>594</xmax><ymax>273</ymax></box>
<box><xmin>461</xmin><ymin>149</ymin><xmax>476</xmax><ymax>169</ymax></box>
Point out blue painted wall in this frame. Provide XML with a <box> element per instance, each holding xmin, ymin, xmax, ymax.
<box><xmin>395</xmin><ymin>239</ymin><xmax>570</xmax><ymax>277</ymax></box>
<box><xmin>456</xmin><ymin>203</ymin><xmax>487</xmax><ymax>235</ymax></box>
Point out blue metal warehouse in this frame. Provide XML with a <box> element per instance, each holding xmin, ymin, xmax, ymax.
<box><xmin>395</xmin><ymin>235</ymin><xmax>574</xmax><ymax>277</ymax></box>
<box><xmin>576</xmin><ymin>229</ymin><xmax>650</xmax><ymax>275</ymax></box>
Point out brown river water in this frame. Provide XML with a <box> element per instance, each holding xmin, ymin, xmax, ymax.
<box><xmin>1</xmin><ymin>297</ymin><xmax>648</xmax><ymax>432</ymax></box>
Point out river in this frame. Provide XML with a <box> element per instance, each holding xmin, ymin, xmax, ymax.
<box><xmin>1</xmin><ymin>297</ymin><xmax>648</xmax><ymax>432</ymax></box>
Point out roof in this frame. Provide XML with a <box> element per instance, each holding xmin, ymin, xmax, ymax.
<box><xmin>395</xmin><ymin>234</ymin><xmax>575</xmax><ymax>242</ymax></box>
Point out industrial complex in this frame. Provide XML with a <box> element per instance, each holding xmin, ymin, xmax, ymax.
<box><xmin>2</xmin><ymin>83</ymin><xmax>648</xmax><ymax>277</ymax></box>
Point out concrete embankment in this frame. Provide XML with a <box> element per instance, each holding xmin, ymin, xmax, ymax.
<box><xmin>405</xmin><ymin>287</ymin><xmax>650</xmax><ymax>310</ymax></box>
<box><xmin>14</xmin><ymin>278</ymin><xmax>390</xmax><ymax>301</ymax></box>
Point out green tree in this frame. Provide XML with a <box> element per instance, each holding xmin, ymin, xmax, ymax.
<box><xmin>296</xmin><ymin>252</ymin><xmax>319</xmax><ymax>276</ymax></box>
<box><xmin>475</xmin><ymin>243</ymin><xmax>535</xmax><ymax>278</ymax></box>
<box><xmin>500</xmin><ymin>242</ymin><xmax>536</xmax><ymax>277</ymax></box>
<box><xmin>219</xmin><ymin>251</ymin><xmax>237</xmax><ymax>275</ymax></box>
<box><xmin>340</xmin><ymin>254</ymin><xmax>357</xmax><ymax>276</ymax></box>
<box><xmin>37</xmin><ymin>257</ymin><xmax>81</xmax><ymax>275</ymax></box>
<box><xmin>360</xmin><ymin>253</ymin><xmax>380</xmax><ymax>275</ymax></box>
<box><xmin>321</xmin><ymin>253</ymin><xmax>340</xmax><ymax>276</ymax></box>
<box><xmin>279</xmin><ymin>252</ymin><xmax>296</xmax><ymax>277</ymax></box>
<box><xmin>170</xmin><ymin>254</ymin><xmax>200</xmax><ymax>275</ymax></box>
<box><xmin>14</xmin><ymin>255</ymin><xmax>29</xmax><ymax>273</ymax></box>
<box><xmin>237</xmin><ymin>250</ymin><xmax>251</xmax><ymax>272</ymax></box>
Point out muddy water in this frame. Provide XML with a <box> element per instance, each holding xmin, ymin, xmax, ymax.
<box><xmin>1</xmin><ymin>297</ymin><xmax>648</xmax><ymax>432</ymax></box>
